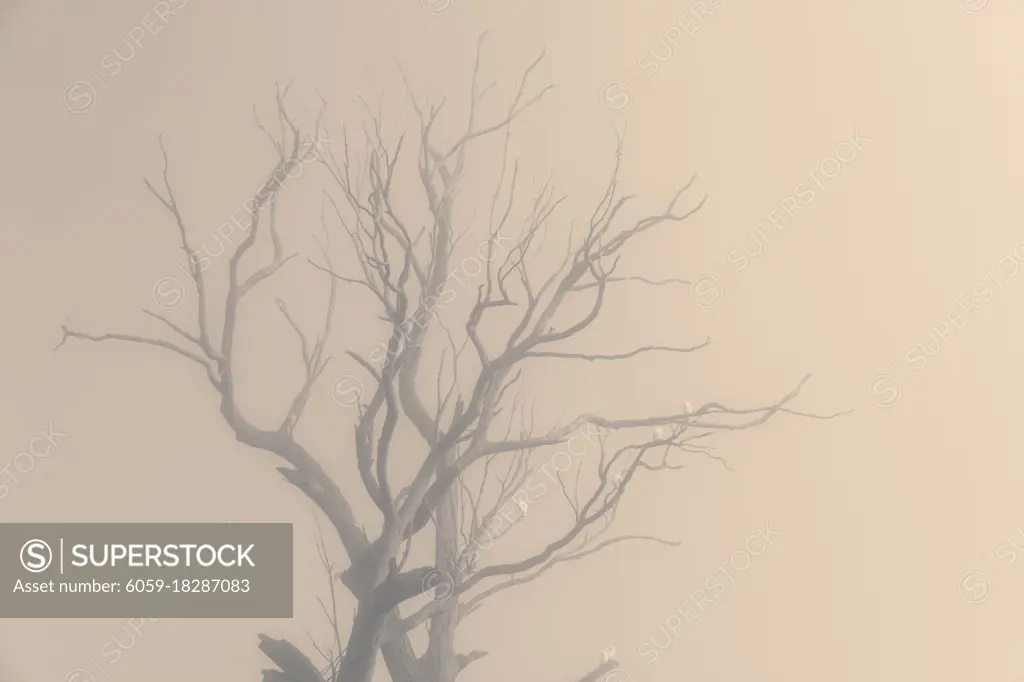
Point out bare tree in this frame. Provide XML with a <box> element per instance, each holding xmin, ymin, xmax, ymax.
<box><xmin>56</xmin><ymin>35</ymin><xmax>841</xmax><ymax>682</ymax></box>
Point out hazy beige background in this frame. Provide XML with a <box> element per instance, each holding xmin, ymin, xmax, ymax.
<box><xmin>2</xmin><ymin>0</ymin><xmax>1024</xmax><ymax>680</ymax></box>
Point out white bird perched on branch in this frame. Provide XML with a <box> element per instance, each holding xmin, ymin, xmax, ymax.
<box><xmin>600</xmin><ymin>647</ymin><xmax>616</xmax><ymax>663</ymax></box>
<box><xmin>654</xmin><ymin>400</ymin><xmax>696</xmax><ymax>440</ymax></box>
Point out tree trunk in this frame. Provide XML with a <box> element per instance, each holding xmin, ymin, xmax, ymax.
<box><xmin>380</xmin><ymin>615</ymin><xmax>420</xmax><ymax>682</ymax></box>
<box><xmin>231</xmin><ymin>423</ymin><xmax>421</xmax><ymax>682</ymax></box>
<box><xmin>424</xmin><ymin>446</ymin><xmax>461</xmax><ymax>682</ymax></box>
<box><xmin>337</xmin><ymin>601</ymin><xmax>390</xmax><ymax>682</ymax></box>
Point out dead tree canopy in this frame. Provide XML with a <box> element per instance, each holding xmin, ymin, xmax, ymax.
<box><xmin>57</xmin><ymin>34</ymin><xmax>843</xmax><ymax>682</ymax></box>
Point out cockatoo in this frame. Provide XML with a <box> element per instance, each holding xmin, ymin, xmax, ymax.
<box><xmin>653</xmin><ymin>427</ymin><xmax>667</xmax><ymax>439</ymax></box>
<box><xmin>600</xmin><ymin>647</ymin><xmax>616</xmax><ymax>663</ymax></box>
<box><xmin>684</xmin><ymin>400</ymin><xmax>694</xmax><ymax>415</ymax></box>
